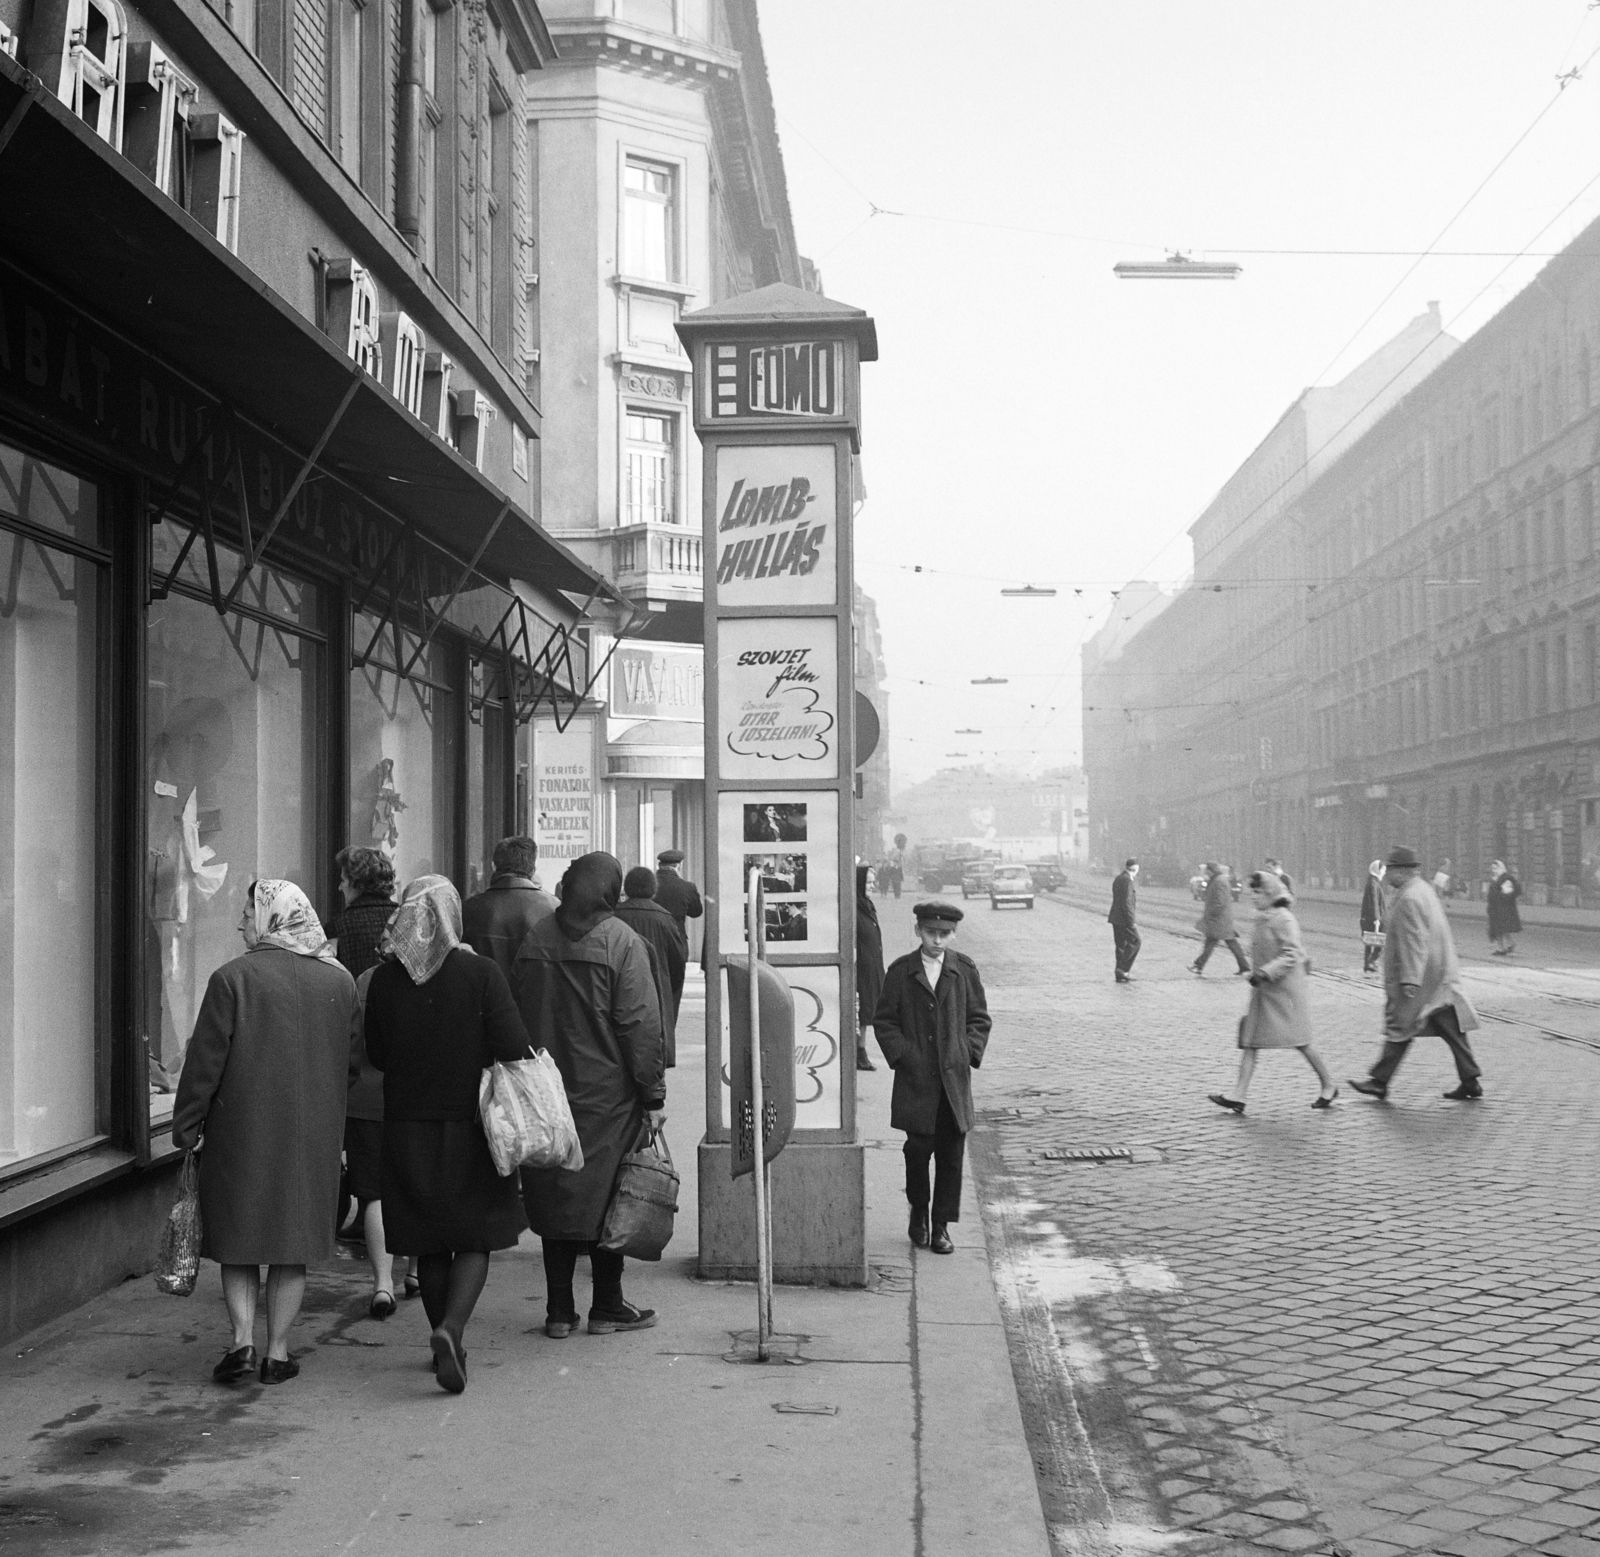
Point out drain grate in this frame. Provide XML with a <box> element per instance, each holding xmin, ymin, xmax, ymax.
<box><xmin>1036</xmin><ymin>1144</ymin><xmax>1167</xmax><ymax>1165</ymax></box>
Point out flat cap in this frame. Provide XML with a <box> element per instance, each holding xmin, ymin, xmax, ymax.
<box><xmin>913</xmin><ymin>900</ymin><xmax>963</xmax><ymax>925</ymax></box>
<box><xmin>656</xmin><ymin>849</ymin><xmax>685</xmax><ymax>865</ymax></box>
<box><xmin>1385</xmin><ymin>844</ymin><xmax>1421</xmax><ymax>868</ymax></box>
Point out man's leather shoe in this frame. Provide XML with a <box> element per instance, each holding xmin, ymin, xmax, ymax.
<box><xmin>929</xmin><ymin>1224</ymin><xmax>954</xmax><ymax>1255</ymax></box>
<box><xmin>1444</xmin><ymin>1082</ymin><xmax>1483</xmax><ymax>1100</ymax></box>
<box><xmin>1347</xmin><ymin>1078</ymin><xmax>1388</xmax><ymax>1100</ymax></box>
<box><xmin>908</xmin><ymin>1208</ymin><xmax>929</xmax><ymax>1248</ymax></box>
<box><xmin>212</xmin><ymin>1345</ymin><xmax>256</xmax><ymax>1383</ymax></box>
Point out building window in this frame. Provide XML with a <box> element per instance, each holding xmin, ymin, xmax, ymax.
<box><xmin>333</xmin><ymin>0</ymin><xmax>380</xmax><ymax>189</ymax></box>
<box><xmin>1587</xmin><ymin>624</ymin><xmax>1599</xmax><ymax>703</ymax></box>
<box><xmin>624</xmin><ymin>159</ymin><xmax>676</xmax><ymax>282</ymax></box>
<box><xmin>419</xmin><ymin>3</ymin><xmax>441</xmax><ymax>271</ymax></box>
<box><xmin>145</xmin><ymin>521</ymin><xmax>324</xmax><ymax>1123</ymax></box>
<box><xmin>0</xmin><ymin>442</ymin><xmax>106</xmax><ymax>1170</ymax></box>
<box><xmin>1557</xmin><ymin>633</ymin><xmax>1569</xmax><ymax>709</ymax></box>
<box><xmin>47</xmin><ymin>0</ymin><xmax>128</xmax><ymax>147</ymax></box>
<box><xmin>625</xmin><ymin>411</ymin><xmax>674</xmax><ymax>525</ymax></box>
<box><xmin>487</xmin><ymin>82</ymin><xmax>513</xmax><ymax>355</ymax></box>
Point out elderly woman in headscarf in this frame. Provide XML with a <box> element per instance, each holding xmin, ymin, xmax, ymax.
<box><xmin>1360</xmin><ymin>859</ymin><xmax>1386</xmax><ymax>973</ymax></box>
<box><xmin>515</xmin><ymin>852</ymin><xmax>666</xmax><ymax>1339</ymax></box>
<box><xmin>855</xmin><ymin>863</ymin><xmax>884</xmax><ymax>1071</ymax></box>
<box><xmin>173</xmin><ymin>880</ymin><xmax>359</xmax><ymax>1387</ymax></box>
<box><xmin>363</xmin><ymin>875</ymin><xmax>533</xmax><ymax>1394</ymax></box>
<box><xmin>1208</xmin><ymin>870</ymin><xmax>1338</xmax><ymax>1115</ymax></box>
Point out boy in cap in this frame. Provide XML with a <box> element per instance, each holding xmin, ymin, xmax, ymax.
<box><xmin>873</xmin><ymin>901</ymin><xmax>993</xmax><ymax>1256</ymax></box>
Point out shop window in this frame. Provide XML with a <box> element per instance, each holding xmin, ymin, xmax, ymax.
<box><xmin>326</xmin><ymin>259</ymin><xmax>383</xmax><ymax>379</ymax></box>
<box><xmin>625</xmin><ymin>410</ymin><xmax>674</xmax><ymax>525</ymax></box>
<box><xmin>145</xmin><ymin>521</ymin><xmax>323</xmax><ymax>1123</ymax></box>
<box><xmin>623</xmin><ymin>159</ymin><xmax>676</xmax><ymax>282</ymax></box>
<box><xmin>38</xmin><ymin>0</ymin><xmax>128</xmax><ymax>148</ymax></box>
<box><xmin>192</xmin><ymin>115</ymin><xmax>246</xmax><ymax>254</ymax></box>
<box><xmin>351</xmin><ymin>614</ymin><xmax>459</xmax><ymax>890</ymax></box>
<box><xmin>0</xmin><ymin>444</ymin><xmax>105</xmax><ymax>1170</ymax></box>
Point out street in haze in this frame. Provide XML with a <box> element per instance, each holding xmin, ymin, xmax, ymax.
<box><xmin>917</xmin><ymin>879</ymin><xmax>1600</xmax><ymax>1557</ymax></box>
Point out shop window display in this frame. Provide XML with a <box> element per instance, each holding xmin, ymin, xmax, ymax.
<box><xmin>0</xmin><ymin>446</ymin><xmax>103</xmax><ymax>1168</ymax></box>
<box><xmin>146</xmin><ymin>521</ymin><xmax>322</xmax><ymax>1126</ymax></box>
<box><xmin>351</xmin><ymin>613</ymin><xmax>458</xmax><ymax>891</ymax></box>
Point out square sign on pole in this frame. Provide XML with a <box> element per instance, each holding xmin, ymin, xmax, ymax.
<box><xmin>677</xmin><ymin>285</ymin><xmax>878</xmax><ymax>1286</ymax></box>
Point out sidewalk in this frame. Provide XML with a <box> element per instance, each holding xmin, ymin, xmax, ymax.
<box><xmin>0</xmin><ymin>988</ymin><xmax>1049</xmax><ymax>1557</ymax></box>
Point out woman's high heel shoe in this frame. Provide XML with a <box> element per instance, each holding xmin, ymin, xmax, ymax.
<box><xmin>1207</xmin><ymin>1094</ymin><xmax>1245</xmax><ymax>1115</ymax></box>
<box><xmin>1311</xmin><ymin>1088</ymin><xmax>1340</xmax><ymax>1109</ymax></box>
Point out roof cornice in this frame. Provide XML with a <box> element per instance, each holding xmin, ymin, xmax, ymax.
<box><xmin>541</xmin><ymin>17</ymin><xmax>741</xmax><ymax>85</ymax></box>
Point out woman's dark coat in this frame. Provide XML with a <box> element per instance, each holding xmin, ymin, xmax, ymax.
<box><xmin>1198</xmin><ymin>871</ymin><xmax>1238</xmax><ymax>940</ymax></box>
<box><xmin>872</xmin><ymin>950</ymin><xmax>992</xmax><ymax>1135</ymax></box>
<box><xmin>514</xmin><ymin>915</ymin><xmax>666</xmax><ymax>1241</ymax></box>
<box><xmin>364</xmin><ymin>947</ymin><xmax>533</xmax><ymax>1253</ymax></box>
<box><xmin>1359</xmin><ymin>876</ymin><xmax>1384</xmax><ymax>934</ymax></box>
<box><xmin>1488</xmin><ymin>871</ymin><xmax>1523</xmax><ymax>938</ymax></box>
<box><xmin>172</xmin><ymin>948</ymin><xmax>359</xmax><ymax>1265</ymax></box>
<box><xmin>612</xmin><ymin>895</ymin><xmax>687</xmax><ymax>1066</ymax></box>
<box><xmin>855</xmin><ymin>896</ymin><xmax>885</xmax><ymax>1028</ymax></box>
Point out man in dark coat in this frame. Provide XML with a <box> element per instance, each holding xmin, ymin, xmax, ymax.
<box><xmin>1189</xmin><ymin>861</ymin><xmax>1249</xmax><ymax>976</ymax></box>
<box><xmin>1108</xmin><ymin>858</ymin><xmax>1140</xmax><ymax>982</ymax></box>
<box><xmin>873</xmin><ymin>901</ymin><xmax>992</xmax><ymax>1257</ymax></box>
<box><xmin>613</xmin><ymin>866</ymin><xmax>687</xmax><ymax>1066</ymax></box>
<box><xmin>855</xmin><ymin>863</ymin><xmax>884</xmax><ymax>1071</ymax></box>
<box><xmin>462</xmin><ymin>835</ymin><xmax>557</xmax><ymax>985</ymax></box>
<box><xmin>653</xmin><ymin>849</ymin><xmax>704</xmax><ymax>940</ymax></box>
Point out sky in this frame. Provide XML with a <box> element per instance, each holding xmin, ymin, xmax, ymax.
<box><xmin>756</xmin><ymin>1</ymin><xmax>1600</xmax><ymax>791</ymax></box>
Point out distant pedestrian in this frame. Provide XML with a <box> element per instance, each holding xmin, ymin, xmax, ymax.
<box><xmin>614</xmin><ymin>866</ymin><xmax>687</xmax><ymax>1067</ymax></box>
<box><xmin>1487</xmin><ymin>859</ymin><xmax>1521</xmax><ymax>956</ymax></box>
<box><xmin>328</xmin><ymin>846</ymin><xmax>397</xmax><ymax>977</ymax></box>
<box><xmin>1189</xmin><ymin>861</ymin><xmax>1250</xmax><ymax>976</ymax></box>
<box><xmin>461</xmin><ymin>835</ymin><xmax>557</xmax><ymax>986</ymax></box>
<box><xmin>364</xmin><ymin>876</ymin><xmax>535</xmax><ymax>1394</ymax></box>
<box><xmin>1432</xmin><ymin>858</ymin><xmax>1453</xmax><ymax>900</ymax></box>
<box><xmin>653</xmin><ymin>849</ymin><xmax>704</xmax><ymax>947</ymax></box>
<box><xmin>1360</xmin><ymin>859</ymin><xmax>1386</xmax><ymax>974</ymax></box>
<box><xmin>873</xmin><ymin>902</ymin><xmax>992</xmax><ymax>1257</ymax></box>
<box><xmin>172</xmin><ymin>880</ymin><xmax>358</xmax><ymax>1387</ymax></box>
<box><xmin>1208</xmin><ymin>872</ymin><xmax>1336</xmax><ymax>1114</ymax></box>
<box><xmin>1263</xmin><ymin>857</ymin><xmax>1293</xmax><ymax>895</ymax></box>
<box><xmin>1348</xmin><ymin>845</ymin><xmax>1483</xmax><ymax>1103</ymax></box>
<box><xmin>516</xmin><ymin>853</ymin><xmax>667</xmax><ymax>1339</ymax></box>
<box><xmin>855</xmin><ymin>863</ymin><xmax>885</xmax><ymax>1071</ymax></box>
<box><xmin>1108</xmin><ymin>858</ymin><xmax>1140</xmax><ymax>982</ymax></box>
<box><xmin>886</xmin><ymin>848</ymin><xmax>905</xmax><ymax>899</ymax></box>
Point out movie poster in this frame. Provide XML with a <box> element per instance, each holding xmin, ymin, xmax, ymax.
<box><xmin>717</xmin><ymin>617</ymin><xmax>839</xmax><ymax>781</ymax></box>
<box><xmin>719</xmin><ymin>963</ymin><xmax>842</xmax><ymax>1131</ymax></box>
<box><xmin>717</xmin><ymin>791</ymin><xmax>839</xmax><ymax>954</ymax></box>
<box><xmin>710</xmin><ymin>444</ymin><xmax>837</xmax><ymax>608</ymax></box>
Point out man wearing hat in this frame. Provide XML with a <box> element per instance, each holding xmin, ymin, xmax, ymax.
<box><xmin>872</xmin><ymin>901</ymin><xmax>993</xmax><ymax>1256</ymax></box>
<box><xmin>653</xmin><ymin>849</ymin><xmax>703</xmax><ymax>942</ymax></box>
<box><xmin>1349</xmin><ymin>844</ymin><xmax>1484</xmax><ymax>1102</ymax></box>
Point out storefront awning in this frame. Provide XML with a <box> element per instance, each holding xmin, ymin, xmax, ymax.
<box><xmin>0</xmin><ymin>56</ymin><xmax>605</xmax><ymax>602</ymax></box>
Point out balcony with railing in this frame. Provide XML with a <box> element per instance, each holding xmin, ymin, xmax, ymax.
<box><xmin>611</xmin><ymin>522</ymin><xmax>703</xmax><ymax>605</ymax></box>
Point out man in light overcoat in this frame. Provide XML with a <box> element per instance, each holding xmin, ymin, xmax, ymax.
<box><xmin>1349</xmin><ymin>844</ymin><xmax>1483</xmax><ymax>1102</ymax></box>
<box><xmin>873</xmin><ymin>902</ymin><xmax>992</xmax><ymax>1256</ymax></box>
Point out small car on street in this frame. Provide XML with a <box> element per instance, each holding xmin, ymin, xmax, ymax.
<box><xmin>960</xmin><ymin>858</ymin><xmax>997</xmax><ymax>898</ymax></box>
<box><xmin>989</xmin><ymin>864</ymin><xmax>1035</xmax><ymax>910</ymax></box>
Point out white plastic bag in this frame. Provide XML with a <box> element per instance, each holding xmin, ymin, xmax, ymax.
<box><xmin>479</xmin><ymin>1050</ymin><xmax>584</xmax><ymax>1177</ymax></box>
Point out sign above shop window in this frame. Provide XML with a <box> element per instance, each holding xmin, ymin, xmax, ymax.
<box><xmin>610</xmin><ymin>643</ymin><xmax>703</xmax><ymax>721</ymax></box>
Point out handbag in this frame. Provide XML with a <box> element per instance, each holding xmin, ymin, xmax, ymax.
<box><xmin>154</xmin><ymin>1149</ymin><xmax>203</xmax><ymax>1297</ymax></box>
<box><xmin>597</xmin><ymin>1123</ymin><xmax>680</xmax><ymax>1261</ymax></box>
<box><xmin>479</xmin><ymin>1050</ymin><xmax>584</xmax><ymax>1177</ymax></box>
<box><xmin>1362</xmin><ymin>931</ymin><xmax>1386</xmax><ymax>948</ymax></box>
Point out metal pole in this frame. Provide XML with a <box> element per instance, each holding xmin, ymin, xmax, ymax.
<box><xmin>747</xmin><ymin>866</ymin><xmax>771</xmax><ymax>1361</ymax></box>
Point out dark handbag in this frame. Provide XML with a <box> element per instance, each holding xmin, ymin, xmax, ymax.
<box><xmin>597</xmin><ymin>1124</ymin><xmax>680</xmax><ymax>1261</ymax></box>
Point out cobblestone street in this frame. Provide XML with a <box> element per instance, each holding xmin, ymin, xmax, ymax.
<box><xmin>888</xmin><ymin>884</ymin><xmax>1600</xmax><ymax>1557</ymax></box>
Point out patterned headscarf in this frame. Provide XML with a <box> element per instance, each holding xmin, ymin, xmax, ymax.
<box><xmin>250</xmin><ymin>879</ymin><xmax>339</xmax><ymax>962</ymax></box>
<box><xmin>387</xmin><ymin>874</ymin><xmax>467</xmax><ymax>985</ymax></box>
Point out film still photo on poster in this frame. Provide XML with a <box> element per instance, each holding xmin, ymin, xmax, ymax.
<box><xmin>743</xmin><ymin>802</ymin><xmax>807</xmax><ymax>843</ymax></box>
<box><xmin>745</xmin><ymin>853</ymin><xmax>807</xmax><ymax>894</ymax></box>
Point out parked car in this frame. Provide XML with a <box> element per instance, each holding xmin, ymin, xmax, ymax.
<box><xmin>960</xmin><ymin>859</ymin><xmax>997</xmax><ymax>898</ymax></box>
<box><xmin>989</xmin><ymin>865</ymin><xmax>1035</xmax><ymax>910</ymax></box>
<box><xmin>1025</xmin><ymin>860</ymin><xmax>1066</xmax><ymax>891</ymax></box>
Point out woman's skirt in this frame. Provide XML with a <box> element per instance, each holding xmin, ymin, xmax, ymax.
<box><xmin>343</xmin><ymin>1119</ymin><xmax>384</xmax><ymax>1203</ymax></box>
<box><xmin>381</xmin><ymin>1120</ymin><xmax>528</xmax><ymax>1255</ymax></box>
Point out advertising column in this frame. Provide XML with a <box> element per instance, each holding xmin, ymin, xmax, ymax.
<box><xmin>677</xmin><ymin>288</ymin><xmax>877</xmax><ymax>1285</ymax></box>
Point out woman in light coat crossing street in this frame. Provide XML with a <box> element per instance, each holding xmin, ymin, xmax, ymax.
<box><xmin>1189</xmin><ymin>860</ymin><xmax>1250</xmax><ymax>976</ymax></box>
<box><xmin>1209</xmin><ymin>871</ymin><xmax>1337</xmax><ymax>1114</ymax></box>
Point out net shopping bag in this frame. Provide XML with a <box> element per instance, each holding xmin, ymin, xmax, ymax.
<box><xmin>597</xmin><ymin>1124</ymin><xmax>679</xmax><ymax>1261</ymax></box>
<box><xmin>479</xmin><ymin>1050</ymin><xmax>584</xmax><ymax>1177</ymax></box>
<box><xmin>153</xmin><ymin>1150</ymin><xmax>203</xmax><ymax>1296</ymax></box>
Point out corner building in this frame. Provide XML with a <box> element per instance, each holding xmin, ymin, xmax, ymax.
<box><xmin>0</xmin><ymin>0</ymin><xmax>604</xmax><ymax>1339</ymax></box>
<box><xmin>521</xmin><ymin>0</ymin><xmax>815</xmax><ymax>948</ymax></box>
